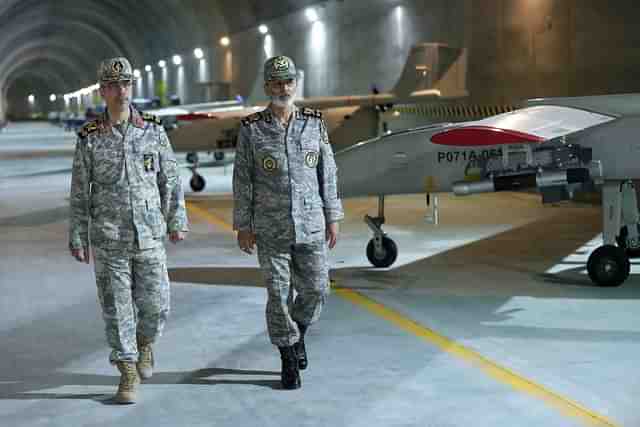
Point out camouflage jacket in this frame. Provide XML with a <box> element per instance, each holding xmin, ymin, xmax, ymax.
<box><xmin>232</xmin><ymin>105</ymin><xmax>344</xmax><ymax>244</ymax></box>
<box><xmin>69</xmin><ymin>108</ymin><xmax>188</xmax><ymax>250</ymax></box>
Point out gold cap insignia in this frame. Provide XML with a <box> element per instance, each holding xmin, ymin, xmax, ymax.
<box><xmin>273</xmin><ymin>57</ymin><xmax>289</xmax><ymax>71</ymax></box>
<box><xmin>112</xmin><ymin>61</ymin><xmax>124</xmax><ymax>73</ymax></box>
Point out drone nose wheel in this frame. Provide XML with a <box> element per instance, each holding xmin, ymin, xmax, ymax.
<box><xmin>366</xmin><ymin>236</ymin><xmax>398</xmax><ymax>268</ymax></box>
<box><xmin>190</xmin><ymin>173</ymin><xmax>206</xmax><ymax>192</ymax></box>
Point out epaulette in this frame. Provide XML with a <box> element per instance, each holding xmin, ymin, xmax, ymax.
<box><xmin>77</xmin><ymin>121</ymin><xmax>99</xmax><ymax>139</ymax></box>
<box><xmin>241</xmin><ymin>111</ymin><xmax>263</xmax><ymax>127</ymax></box>
<box><xmin>301</xmin><ymin>107</ymin><xmax>322</xmax><ymax>119</ymax></box>
<box><xmin>142</xmin><ymin>112</ymin><xmax>162</xmax><ymax>125</ymax></box>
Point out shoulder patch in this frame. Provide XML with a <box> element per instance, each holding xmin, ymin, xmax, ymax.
<box><xmin>77</xmin><ymin>121</ymin><xmax>99</xmax><ymax>138</ymax></box>
<box><xmin>301</xmin><ymin>107</ymin><xmax>322</xmax><ymax>119</ymax></box>
<box><xmin>142</xmin><ymin>112</ymin><xmax>162</xmax><ymax>125</ymax></box>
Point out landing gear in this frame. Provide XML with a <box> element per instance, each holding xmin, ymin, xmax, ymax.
<box><xmin>190</xmin><ymin>173</ymin><xmax>206</xmax><ymax>192</ymax></box>
<box><xmin>364</xmin><ymin>195</ymin><xmax>398</xmax><ymax>268</ymax></box>
<box><xmin>186</xmin><ymin>151</ymin><xmax>206</xmax><ymax>192</ymax></box>
<box><xmin>615</xmin><ymin>222</ymin><xmax>640</xmax><ymax>258</ymax></box>
<box><xmin>366</xmin><ymin>236</ymin><xmax>398</xmax><ymax>268</ymax></box>
<box><xmin>587</xmin><ymin>245</ymin><xmax>630</xmax><ymax>287</ymax></box>
<box><xmin>588</xmin><ymin>180</ymin><xmax>638</xmax><ymax>287</ymax></box>
<box><xmin>186</xmin><ymin>152</ymin><xmax>199</xmax><ymax>164</ymax></box>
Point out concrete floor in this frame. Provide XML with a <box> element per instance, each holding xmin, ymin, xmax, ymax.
<box><xmin>1</xmin><ymin>122</ymin><xmax>638</xmax><ymax>427</ymax></box>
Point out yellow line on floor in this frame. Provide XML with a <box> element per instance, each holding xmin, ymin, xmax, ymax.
<box><xmin>334</xmin><ymin>288</ymin><xmax>618</xmax><ymax>427</ymax></box>
<box><xmin>186</xmin><ymin>202</ymin><xmax>616</xmax><ymax>426</ymax></box>
<box><xmin>186</xmin><ymin>201</ymin><xmax>234</xmax><ymax>233</ymax></box>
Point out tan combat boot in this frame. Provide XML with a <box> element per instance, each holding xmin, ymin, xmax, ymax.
<box><xmin>114</xmin><ymin>361</ymin><xmax>139</xmax><ymax>404</ymax></box>
<box><xmin>137</xmin><ymin>335</ymin><xmax>154</xmax><ymax>380</ymax></box>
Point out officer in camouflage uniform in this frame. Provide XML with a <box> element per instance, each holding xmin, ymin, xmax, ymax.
<box><xmin>233</xmin><ymin>55</ymin><xmax>343</xmax><ymax>390</ymax></box>
<box><xmin>68</xmin><ymin>57</ymin><xmax>188</xmax><ymax>404</ymax></box>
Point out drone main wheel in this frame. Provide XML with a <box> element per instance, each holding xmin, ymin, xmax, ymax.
<box><xmin>587</xmin><ymin>244</ymin><xmax>630</xmax><ymax>287</ymax></box>
<box><xmin>366</xmin><ymin>236</ymin><xmax>398</xmax><ymax>268</ymax></box>
<box><xmin>190</xmin><ymin>174</ymin><xmax>206</xmax><ymax>192</ymax></box>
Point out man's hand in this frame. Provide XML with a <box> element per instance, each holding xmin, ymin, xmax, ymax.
<box><xmin>326</xmin><ymin>222</ymin><xmax>339</xmax><ymax>249</ymax></box>
<box><xmin>70</xmin><ymin>247</ymin><xmax>90</xmax><ymax>264</ymax></box>
<box><xmin>237</xmin><ymin>230</ymin><xmax>256</xmax><ymax>254</ymax></box>
<box><xmin>169</xmin><ymin>230</ymin><xmax>186</xmax><ymax>243</ymax></box>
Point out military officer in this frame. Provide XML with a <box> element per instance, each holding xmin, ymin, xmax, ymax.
<box><xmin>68</xmin><ymin>57</ymin><xmax>188</xmax><ymax>404</ymax></box>
<box><xmin>232</xmin><ymin>55</ymin><xmax>343</xmax><ymax>390</ymax></box>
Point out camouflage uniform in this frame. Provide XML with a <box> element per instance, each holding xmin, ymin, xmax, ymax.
<box><xmin>69</xmin><ymin>59</ymin><xmax>188</xmax><ymax>363</ymax></box>
<box><xmin>233</xmin><ymin>106</ymin><xmax>344</xmax><ymax>347</ymax></box>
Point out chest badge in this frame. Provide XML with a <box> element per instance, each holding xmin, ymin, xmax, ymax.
<box><xmin>262</xmin><ymin>155</ymin><xmax>278</xmax><ymax>172</ymax></box>
<box><xmin>143</xmin><ymin>153</ymin><xmax>155</xmax><ymax>172</ymax></box>
<box><xmin>304</xmin><ymin>151</ymin><xmax>319</xmax><ymax>168</ymax></box>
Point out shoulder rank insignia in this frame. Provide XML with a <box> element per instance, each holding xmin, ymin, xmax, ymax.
<box><xmin>142</xmin><ymin>112</ymin><xmax>162</xmax><ymax>125</ymax></box>
<box><xmin>77</xmin><ymin>121</ymin><xmax>99</xmax><ymax>138</ymax></box>
<box><xmin>241</xmin><ymin>111</ymin><xmax>264</xmax><ymax>127</ymax></box>
<box><xmin>301</xmin><ymin>107</ymin><xmax>322</xmax><ymax>119</ymax></box>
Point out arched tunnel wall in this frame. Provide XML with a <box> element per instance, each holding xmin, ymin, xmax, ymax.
<box><xmin>3</xmin><ymin>0</ymin><xmax>640</xmax><ymax>121</ymax></box>
<box><xmin>228</xmin><ymin>0</ymin><xmax>640</xmax><ymax>105</ymax></box>
<box><xmin>0</xmin><ymin>0</ymin><xmax>226</xmax><ymax>121</ymax></box>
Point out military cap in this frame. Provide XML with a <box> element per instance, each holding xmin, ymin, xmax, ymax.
<box><xmin>98</xmin><ymin>57</ymin><xmax>135</xmax><ymax>83</ymax></box>
<box><xmin>264</xmin><ymin>55</ymin><xmax>297</xmax><ymax>81</ymax></box>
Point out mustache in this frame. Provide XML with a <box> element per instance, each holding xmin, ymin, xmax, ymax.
<box><xmin>272</xmin><ymin>94</ymin><xmax>294</xmax><ymax>103</ymax></box>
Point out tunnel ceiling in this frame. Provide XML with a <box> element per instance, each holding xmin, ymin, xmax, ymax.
<box><xmin>216</xmin><ymin>0</ymin><xmax>327</xmax><ymax>33</ymax></box>
<box><xmin>0</xmin><ymin>0</ymin><xmax>325</xmax><ymax>109</ymax></box>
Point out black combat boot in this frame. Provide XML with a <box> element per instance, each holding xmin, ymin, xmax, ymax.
<box><xmin>294</xmin><ymin>322</ymin><xmax>308</xmax><ymax>370</ymax></box>
<box><xmin>278</xmin><ymin>346</ymin><xmax>301</xmax><ymax>390</ymax></box>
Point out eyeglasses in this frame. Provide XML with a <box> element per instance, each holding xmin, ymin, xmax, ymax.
<box><xmin>267</xmin><ymin>79</ymin><xmax>296</xmax><ymax>89</ymax></box>
<box><xmin>104</xmin><ymin>80</ymin><xmax>132</xmax><ymax>90</ymax></box>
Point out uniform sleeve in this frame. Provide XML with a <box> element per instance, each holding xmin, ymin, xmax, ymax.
<box><xmin>317</xmin><ymin>118</ymin><xmax>344</xmax><ymax>223</ymax></box>
<box><xmin>68</xmin><ymin>138</ymin><xmax>91</xmax><ymax>250</ymax></box>
<box><xmin>157</xmin><ymin>126</ymin><xmax>189</xmax><ymax>233</ymax></box>
<box><xmin>232</xmin><ymin>124</ymin><xmax>254</xmax><ymax>231</ymax></box>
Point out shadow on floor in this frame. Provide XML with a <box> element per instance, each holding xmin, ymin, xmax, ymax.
<box><xmin>0</xmin><ymin>367</ymin><xmax>282</xmax><ymax>403</ymax></box>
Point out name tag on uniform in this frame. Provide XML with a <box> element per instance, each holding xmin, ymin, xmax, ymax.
<box><xmin>143</xmin><ymin>153</ymin><xmax>155</xmax><ymax>172</ymax></box>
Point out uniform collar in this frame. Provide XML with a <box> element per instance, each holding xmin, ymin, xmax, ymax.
<box><xmin>266</xmin><ymin>103</ymin><xmax>298</xmax><ymax>124</ymax></box>
<box><xmin>129</xmin><ymin>107</ymin><xmax>145</xmax><ymax>128</ymax></box>
<box><xmin>103</xmin><ymin>106</ymin><xmax>145</xmax><ymax>129</ymax></box>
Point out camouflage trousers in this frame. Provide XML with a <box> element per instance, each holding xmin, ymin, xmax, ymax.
<box><xmin>93</xmin><ymin>242</ymin><xmax>170</xmax><ymax>364</ymax></box>
<box><xmin>257</xmin><ymin>237</ymin><xmax>330</xmax><ymax>347</ymax></box>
